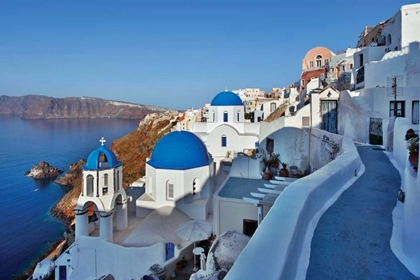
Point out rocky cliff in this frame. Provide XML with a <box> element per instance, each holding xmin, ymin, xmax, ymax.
<box><xmin>50</xmin><ymin>111</ymin><xmax>180</xmax><ymax>222</ymax></box>
<box><xmin>0</xmin><ymin>95</ymin><xmax>175</xmax><ymax>119</ymax></box>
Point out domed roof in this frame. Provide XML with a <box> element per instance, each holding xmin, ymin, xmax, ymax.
<box><xmin>211</xmin><ymin>91</ymin><xmax>243</xmax><ymax>106</ymax></box>
<box><xmin>148</xmin><ymin>131</ymin><xmax>211</xmax><ymax>170</ymax></box>
<box><xmin>83</xmin><ymin>138</ymin><xmax>121</xmax><ymax>170</ymax></box>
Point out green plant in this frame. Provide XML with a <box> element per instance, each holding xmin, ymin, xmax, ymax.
<box><xmin>270</xmin><ymin>153</ymin><xmax>280</xmax><ymax>166</ymax></box>
<box><xmin>280</xmin><ymin>161</ymin><xmax>287</xmax><ymax>169</ymax></box>
<box><xmin>406</xmin><ymin>137</ymin><xmax>419</xmax><ymax>153</ymax></box>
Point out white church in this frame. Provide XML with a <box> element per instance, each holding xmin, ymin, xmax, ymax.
<box><xmin>192</xmin><ymin>90</ymin><xmax>260</xmax><ymax>162</ymax></box>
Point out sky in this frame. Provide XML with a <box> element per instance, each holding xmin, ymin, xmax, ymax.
<box><xmin>0</xmin><ymin>0</ymin><xmax>418</xmax><ymax>110</ymax></box>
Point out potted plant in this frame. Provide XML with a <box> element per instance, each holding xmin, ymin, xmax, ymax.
<box><xmin>406</xmin><ymin>136</ymin><xmax>419</xmax><ymax>172</ymax></box>
<box><xmin>260</xmin><ymin>150</ymin><xmax>273</xmax><ymax>180</ymax></box>
<box><xmin>270</xmin><ymin>153</ymin><xmax>280</xmax><ymax>169</ymax></box>
<box><xmin>280</xmin><ymin>161</ymin><xmax>289</xmax><ymax>177</ymax></box>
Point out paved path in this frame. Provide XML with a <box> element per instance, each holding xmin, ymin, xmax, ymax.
<box><xmin>306</xmin><ymin>145</ymin><xmax>418</xmax><ymax>280</ymax></box>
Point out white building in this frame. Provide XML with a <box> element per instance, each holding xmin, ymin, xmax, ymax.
<box><xmin>137</xmin><ymin>130</ymin><xmax>214</xmax><ymax>220</ymax></box>
<box><xmin>192</xmin><ymin>90</ymin><xmax>260</xmax><ymax>163</ymax></box>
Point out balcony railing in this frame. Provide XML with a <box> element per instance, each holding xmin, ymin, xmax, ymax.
<box><xmin>356</xmin><ymin>66</ymin><xmax>365</xmax><ymax>84</ymax></box>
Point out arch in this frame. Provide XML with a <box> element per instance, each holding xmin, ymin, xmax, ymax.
<box><xmin>387</xmin><ymin>34</ymin><xmax>392</xmax><ymax>46</ymax></box>
<box><xmin>223</xmin><ymin>111</ymin><xmax>228</xmax><ymax>122</ymax></box>
<box><xmin>193</xmin><ymin>178</ymin><xmax>200</xmax><ymax>196</ymax></box>
<box><xmin>221</xmin><ymin>134</ymin><xmax>227</xmax><ymax>147</ymax></box>
<box><xmin>166</xmin><ymin>180</ymin><xmax>174</xmax><ymax>201</ymax></box>
<box><xmin>315</xmin><ymin>54</ymin><xmax>323</xmax><ymax>59</ymax></box>
<box><xmin>86</xmin><ymin>175</ymin><xmax>94</xmax><ymax>197</ymax></box>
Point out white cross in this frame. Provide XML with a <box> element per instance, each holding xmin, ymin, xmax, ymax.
<box><xmin>99</xmin><ymin>137</ymin><xmax>106</xmax><ymax>146</ymax></box>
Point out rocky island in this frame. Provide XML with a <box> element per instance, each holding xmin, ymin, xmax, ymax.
<box><xmin>25</xmin><ymin>161</ymin><xmax>63</xmax><ymax>179</ymax></box>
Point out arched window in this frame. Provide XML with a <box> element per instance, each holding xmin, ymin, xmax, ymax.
<box><xmin>116</xmin><ymin>171</ymin><xmax>120</xmax><ymax>191</ymax></box>
<box><xmin>166</xmin><ymin>181</ymin><xmax>174</xmax><ymax>200</ymax></box>
<box><xmin>193</xmin><ymin>178</ymin><xmax>199</xmax><ymax>196</ymax></box>
<box><xmin>212</xmin><ymin>110</ymin><xmax>215</xmax><ymax>122</ymax></box>
<box><xmin>104</xmin><ymin>174</ymin><xmax>108</xmax><ymax>187</ymax></box>
<box><xmin>316</xmin><ymin>55</ymin><xmax>323</xmax><ymax>67</ymax></box>
<box><xmin>237</xmin><ymin>110</ymin><xmax>240</xmax><ymax>122</ymax></box>
<box><xmin>270</xmin><ymin>102</ymin><xmax>276</xmax><ymax>112</ymax></box>
<box><xmin>103</xmin><ymin>173</ymin><xmax>109</xmax><ymax>195</ymax></box>
<box><xmin>387</xmin><ymin>34</ymin><xmax>392</xmax><ymax>46</ymax></box>
<box><xmin>87</xmin><ymin>175</ymin><xmax>94</xmax><ymax>196</ymax></box>
<box><xmin>221</xmin><ymin>135</ymin><xmax>227</xmax><ymax>147</ymax></box>
<box><xmin>223</xmin><ymin>111</ymin><xmax>228</xmax><ymax>122</ymax></box>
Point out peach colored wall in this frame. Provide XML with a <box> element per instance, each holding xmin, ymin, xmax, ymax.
<box><xmin>302</xmin><ymin>46</ymin><xmax>334</xmax><ymax>71</ymax></box>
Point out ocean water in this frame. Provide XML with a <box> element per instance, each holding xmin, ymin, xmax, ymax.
<box><xmin>0</xmin><ymin>116</ymin><xmax>140</xmax><ymax>279</ymax></box>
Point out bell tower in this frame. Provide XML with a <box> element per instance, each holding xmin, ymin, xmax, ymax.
<box><xmin>74</xmin><ymin>137</ymin><xmax>128</xmax><ymax>242</ymax></box>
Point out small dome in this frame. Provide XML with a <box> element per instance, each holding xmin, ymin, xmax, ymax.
<box><xmin>211</xmin><ymin>91</ymin><xmax>243</xmax><ymax>106</ymax></box>
<box><xmin>148</xmin><ymin>131</ymin><xmax>211</xmax><ymax>170</ymax></box>
<box><xmin>83</xmin><ymin>140</ymin><xmax>121</xmax><ymax>170</ymax></box>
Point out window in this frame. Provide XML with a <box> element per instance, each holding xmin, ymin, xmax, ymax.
<box><xmin>309</xmin><ymin>61</ymin><xmax>314</xmax><ymax>68</ymax></box>
<box><xmin>387</xmin><ymin>34</ymin><xmax>392</xmax><ymax>46</ymax></box>
<box><xmin>389</xmin><ymin>101</ymin><xmax>405</xmax><ymax>117</ymax></box>
<box><xmin>86</xmin><ymin>175</ymin><xmax>94</xmax><ymax>196</ymax></box>
<box><xmin>301</xmin><ymin>79</ymin><xmax>305</xmax><ymax>86</ymax></box>
<box><xmin>359</xmin><ymin>54</ymin><xmax>364</xmax><ymax>66</ymax></box>
<box><xmin>237</xmin><ymin>110</ymin><xmax>240</xmax><ymax>122</ymax></box>
<box><xmin>221</xmin><ymin>135</ymin><xmax>227</xmax><ymax>147</ymax></box>
<box><xmin>148</xmin><ymin>176</ymin><xmax>153</xmax><ymax>195</ymax></box>
<box><xmin>166</xmin><ymin>181</ymin><xmax>174</xmax><ymax>200</ymax></box>
<box><xmin>103</xmin><ymin>174</ymin><xmax>108</xmax><ymax>187</ymax></box>
<box><xmin>243</xmin><ymin>219</ymin><xmax>258</xmax><ymax>237</ymax></box>
<box><xmin>223</xmin><ymin>111</ymin><xmax>228</xmax><ymax>122</ymax></box>
<box><xmin>413</xmin><ymin>101</ymin><xmax>419</xmax><ymax>124</ymax></box>
<box><xmin>270</xmin><ymin>102</ymin><xmax>276</xmax><ymax>112</ymax></box>
<box><xmin>324</xmin><ymin>58</ymin><xmax>329</xmax><ymax>66</ymax></box>
<box><xmin>116</xmin><ymin>171</ymin><xmax>120</xmax><ymax>191</ymax></box>
<box><xmin>349</xmin><ymin>63</ymin><xmax>353</xmax><ymax>69</ymax></box>
<box><xmin>212</xmin><ymin>110</ymin><xmax>215</xmax><ymax>122</ymax></box>
<box><xmin>316</xmin><ymin>59</ymin><xmax>322</xmax><ymax>67</ymax></box>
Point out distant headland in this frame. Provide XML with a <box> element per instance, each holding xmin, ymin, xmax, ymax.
<box><xmin>0</xmin><ymin>95</ymin><xmax>178</xmax><ymax>119</ymax></box>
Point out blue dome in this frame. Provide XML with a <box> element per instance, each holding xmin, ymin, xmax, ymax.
<box><xmin>211</xmin><ymin>91</ymin><xmax>243</xmax><ymax>106</ymax></box>
<box><xmin>148</xmin><ymin>131</ymin><xmax>211</xmax><ymax>170</ymax></box>
<box><xmin>83</xmin><ymin>144</ymin><xmax>121</xmax><ymax>170</ymax></box>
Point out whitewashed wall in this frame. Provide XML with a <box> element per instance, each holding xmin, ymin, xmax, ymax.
<box><xmin>390</xmin><ymin>117</ymin><xmax>420</xmax><ymax>276</ymax></box>
<box><xmin>259</xmin><ymin>127</ymin><xmax>310</xmax><ymax>174</ymax></box>
<box><xmin>225</xmin><ymin>134</ymin><xmax>362</xmax><ymax>280</ymax></box>
<box><xmin>364</xmin><ymin>43</ymin><xmax>420</xmax><ymax>89</ymax></box>
<box><xmin>205</xmin><ymin>124</ymin><xmax>258</xmax><ymax>157</ymax></box>
<box><xmin>402</xmin><ymin>4</ymin><xmax>420</xmax><ymax>47</ymax></box>
<box><xmin>55</xmin><ymin>237</ymin><xmax>166</xmax><ymax>280</ymax></box>
<box><xmin>358</xmin><ymin>86</ymin><xmax>419</xmax><ymax>123</ymax></box>
<box><xmin>338</xmin><ymin>90</ymin><xmax>370</xmax><ymax>143</ymax></box>
<box><xmin>310</xmin><ymin>128</ymin><xmax>344</xmax><ymax>173</ymax></box>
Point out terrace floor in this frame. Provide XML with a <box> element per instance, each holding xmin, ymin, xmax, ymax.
<box><xmin>306</xmin><ymin>145</ymin><xmax>418</xmax><ymax>279</ymax></box>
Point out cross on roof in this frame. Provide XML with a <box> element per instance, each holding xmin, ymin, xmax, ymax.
<box><xmin>99</xmin><ymin>137</ymin><xmax>106</xmax><ymax>146</ymax></box>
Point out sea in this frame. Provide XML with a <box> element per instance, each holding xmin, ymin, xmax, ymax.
<box><xmin>0</xmin><ymin>116</ymin><xmax>141</xmax><ymax>279</ymax></box>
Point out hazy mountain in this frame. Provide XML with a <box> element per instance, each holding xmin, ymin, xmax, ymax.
<box><xmin>0</xmin><ymin>95</ymin><xmax>176</xmax><ymax>119</ymax></box>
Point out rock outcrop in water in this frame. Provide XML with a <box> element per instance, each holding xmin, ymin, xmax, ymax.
<box><xmin>50</xmin><ymin>110</ymin><xmax>180</xmax><ymax>222</ymax></box>
<box><xmin>25</xmin><ymin>161</ymin><xmax>63</xmax><ymax>179</ymax></box>
<box><xmin>0</xmin><ymin>95</ymin><xmax>177</xmax><ymax>119</ymax></box>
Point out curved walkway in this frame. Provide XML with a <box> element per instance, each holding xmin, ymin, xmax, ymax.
<box><xmin>306</xmin><ymin>145</ymin><xmax>418</xmax><ymax>280</ymax></box>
